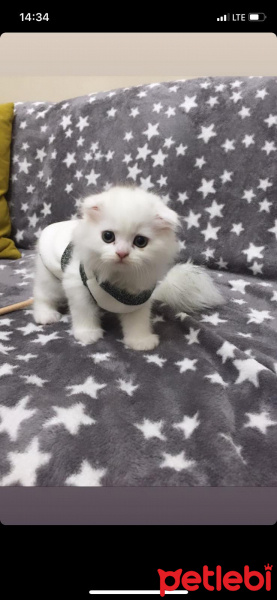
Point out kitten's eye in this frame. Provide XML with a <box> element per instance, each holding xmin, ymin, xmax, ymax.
<box><xmin>102</xmin><ymin>231</ymin><xmax>115</xmax><ymax>243</ymax></box>
<box><xmin>133</xmin><ymin>235</ymin><xmax>148</xmax><ymax>248</ymax></box>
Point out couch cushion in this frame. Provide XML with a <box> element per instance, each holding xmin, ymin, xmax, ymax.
<box><xmin>0</xmin><ymin>103</ymin><xmax>21</xmax><ymax>259</ymax></box>
<box><xmin>8</xmin><ymin>77</ymin><xmax>277</xmax><ymax>278</ymax></box>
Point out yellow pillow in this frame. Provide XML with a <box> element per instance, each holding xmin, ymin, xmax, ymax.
<box><xmin>0</xmin><ymin>102</ymin><xmax>21</xmax><ymax>259</ymax></box>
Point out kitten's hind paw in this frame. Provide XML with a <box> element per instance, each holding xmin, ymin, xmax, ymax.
<box><xmin>124</xmin><ymin>333</ymin><xmax>159</xmax><ymax>351</ymax></box>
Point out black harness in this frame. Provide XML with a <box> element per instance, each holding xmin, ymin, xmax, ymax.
<box><xmin>60</xmin><ymin>242</ymin><xmax>155</xmax><ymax>307</ymax></box>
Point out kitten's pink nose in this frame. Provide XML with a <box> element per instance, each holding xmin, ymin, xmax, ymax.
<box><xmin>116</xmin><ymin>251</ymin><xmax>129</xmax><ymax>260</ymax></box>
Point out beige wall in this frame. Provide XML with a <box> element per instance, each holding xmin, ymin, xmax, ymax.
<box><xmin>0</xmin><ymin>33</ymin><xmax>276</xmax><ymax>102</ymax></box>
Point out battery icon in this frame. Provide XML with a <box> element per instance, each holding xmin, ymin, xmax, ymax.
<box><xmin>248</xmin><ymin>13</ymin><xmax>266</xmax><ymax>21</ymax></box>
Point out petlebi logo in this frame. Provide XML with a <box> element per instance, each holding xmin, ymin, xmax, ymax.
<box><xmin>158</xmin><ymin>564</ymin><xmax>273</xmax><ymax>595</ymax></box>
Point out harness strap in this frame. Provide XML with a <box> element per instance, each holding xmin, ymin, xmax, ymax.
<box><xmin>61</xmin><ymin>242</ymin><xmax>155</xmax><ymax>307</ymax></box>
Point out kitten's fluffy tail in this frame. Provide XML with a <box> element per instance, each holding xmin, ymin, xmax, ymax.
<box><xmin>152</xmin><ymin>261</ymin><xmax>225</xmax><ymax>313</ymax></box>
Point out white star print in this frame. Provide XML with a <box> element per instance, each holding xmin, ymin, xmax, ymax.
<box><xmin>201</xmin><ymin>312</ymin><xmax>227</xmax><ymax>326</ymax></box>
<box><xmin>175</xmin><ymin>357</ymin><xmax>197</xmax><ymax>374</ymax></box>
<box><xmin>85</xmin><ymin>169</ymin><xmax>100</xmax><ymax>186</ymax></box>
<box><xmin>202</xmin><ymin>247</ymin><xmax>215</xmax><ymax>260</ymax></box>
<box><xmin>173</xmin><ymin>412</ymin><xmax>200</xmax><ymax>439</ymax></box>
<box><xmin>262</xmin><ymin>141</ymin><xmax>276</xmax><ymax>155</ymax></box>
<box><xmin>136</xmin><ymin>144</ymin><xmax>152</xmax><ymax>161</ymax></box>
<box><xmin>140</xmin><ymin>176</ymin><xmax>154</xmax><ymax>191</ymax></box>
<box><xmin>130</xmin><ymin>107</ymin><xmax>139</xmax><ymax>118</ymax></box>
<box><xmin>233</xmin><ymin>298</ymin><xmax>247</xmax><ymax>305</ymax></box>
<box><xmin>44</xmin><ymin>403</ymin><xmax>95</xmax><ymax>435</ymax></box>
<box><xmin>143</xmin><ymin>354</ymin><xmax>167</xmax><ymax>367</ymax></box>
<box><xmin>206</xmin><ymin>96</ymin><xmax>219</xmax><ymax>108</ymax></box>
<box><xmin>21</xmin><ymin>374</ymin><xmax>47</xmax><ymax>387</ymax></box>
<box><xmin>216</xmin><ymin>257</ymin><xmax>228</xmax><ymax>270</ymax></box>
<box><xmin>197</xmin><ymin>124</ymin><xmax>217</xmax><ymax>143</ymax></box>
<box><xmin>123</xmin><ymin>154</ymin><xmax>132</xmax><ymax>164</ymax></box>
<box><xmin>244</xmin><ymin>410</ymin><xmax>277</xmax><ymax>434</ymax></box>
<box><xmin>233</xmin><ymin>358</ymin><xmax>268</xmax><ymax>387</ymax></box>
<box><xmin>242</xmin><ymin>243</ymin><xmax>264</xmax><ymax>262</ymax></box>
<box><xmin>0</xmin><ymin>437</ymin><xmax>51</xmax><ymax>486</ymax></box>
<box><xmin>0</xmin><ymin>331</ymin><xmax>12</xmax><ymax>341</ymax></box>
<box><xmin>258</xmin><ymin>178</ymin><xmax>272</xmax><ymax>191</ymax></box>
<box><xmin>201</xmin><ymin>222</ymin><xmax>220</xmax><ymax>242</ymax></box>
<box><xmin>90</xmin><ymin>352</ymin><xmax>111</xmax><ymax>364</ymax></box>
<box><xmin>238</xmin><ymin>106</ymin><xmax>251</xmax><ymax>119</ymax></box>
<box><xmin>127</xmin><ymin>163</ymin><xmax>142</xmax><ymax>181</ymax></box>
<box><xmin>221</xmin><ymin>139</ymin><xmax>236</xmax><ymax>153</ymax></box>
<box><xmin>195</xmin><ymin>156</ymin><xmax>206</xmax><ymax>169</ymax></box>
<box><xmin>259</xmin><ymin>199</ymin><xmax>272</xmax><ymax>212</ymax></box>
<box><xmin>264</xmin><ymin>114</ymin><xmax>277</xmax><ymax>127</ymax></box>
<box><xmin>176</xmin><ymin>144</ymin><xmax>187</xmax><ymax>156</ymax></box>
<box><xmin>0</xmin><ymin>396</ymin><xmax>36</xmax><ymax>442</ymax></box>
<box><xmin>151</xmin><ymin>149</ymin><xmax>168</xmax><ymax>167</ymax></box>
<box><xmin>135</xmin><ymin>419</ymin><xmax>166</xmax><ymax>440</ymax></box>
<box><xmin>220</xmin><ymin>170</ymin><xmax>233</xmax><ymax>183</ymax></box>
<box><xmin>124</xmin><ymin>131</ymin><xmax>133</xmax><ymax>142</ymax></box>
<box><xmin>153</xmin><ymin>102</ymin><xmax>163</xmax><ymax>113</ymax></box>
<box><xmin>60</xmin><ymin>115</ymin><xmax>72</xmax><ymax>130</ymax></box>
<box><xmin>117</xmin><ymin>379</ymin><xmax>138</xmax><ymax>397</ymax></box>
<box><xmin>107</xmin><ymin>108</ymin><xmax>117</xmax><ymax>118</ymax></box>
<box><xmin>65</xmin><ymin>461</ymin><xmax>107</xmax><ymax>486</ymax></box>
<box><xmin>197</xmin><ymin>178</ymin><xmax>216</xmax><ymax>199</ymax></box>
<box><xmin>62</xmin><ymin>152</ymin><xmax>76</xmax><ymax>168</ymax></box>
<box><xmin>229</xmin><ymin>279</ymin><xmax>250</xmax><ymax>294</ymax></box>
<box><xmin>247</xmin><ymin>309</ymin><xmax>273</xmax><ymax>324</ymax></box>
<box><xmin>217</xmin><ymin>341</ymin><xmax>237</xmax><ymax>363</ymax></box>
<box><xmin>32</xmin><ymin>331</ymin><xmax>61</xmax><ymax>346</ymax></box>
<box><xmin>180</xmin><ymin>95</ymin><xmax>198</xmax><ymax>113</ymax></box>
<box><xmin>249</xmin><ymin>262</ymin><xmax>263</xmax><ymax>276</ymax></box>
<box><xmin>268</xmin><ymin>220</ymin><xmax>277</xmax><ymax>240</ymax></box>
<box><xmin>67</xmin><ymin>376</ymin><xmax>106</xmax><ymax>399</ymax></box>
<box><xmin>160</xmin><ymin>451</ymin><xmax>195</xmax><ymax>472</ymax></box>
<box><xmin>163</xmin><ymin>137</ymin><xmax>174</xmax><ymax>148</ymax></box>
<box><xmin>205</xmin><ymin>373</ymin><xmax>228</xmax><ymax>387</ymax></box>
<box><xmin>184</xmin><ymin>210</ymin><xmax>201</xmax><ymax>229</ymax></box>
<box><xmin>177</xmin><ymin>192</ymin><xmax>188</xmax><ymax>204</ymax></box>
<box><xmin>230</xmin><ymin>91</ymin><xmax>242</xmax><ymax>103</ymax></box>
<box><xmin>18</xmin><ymin>158</ymin><xmax>32</xmax><ymax>174</ymax></box>
<box><xmin>176</xmin><ymin>312</ymin><xmax>188</xmax><ymax>321</ymax></box>
<box><xmin>185</xmin><ymin>328</ymin><xmax>200</xmax><ymax>345</ymax></box>
<box><xmin>157</xmin><ymin>175</ymin><xmax>167</xmax><ymax>187</ymax></box>
<box><xmin>165</xmin><ymin>106</ymin><xmax>176</xmax><ymax>118</ymax></box>
<box><xmin>142</xmin><ymin>123</ymin><xmax>159</xmax><ymax>140</ymax></box>
<box><xmin>0</xmin><ymin>364</ymin><xmax>18</xmax><ymax>377</ymax></box>
<box><xmin>242</xmin><ymin>134</ymin><xmax>255</xmax><ymax>148</ymax></box>
<box><xmin>255</xmin><ymin>88</ymin><xmax>268</xmax><ymax>99</ymax></box>
<box><xmin>205</xmin><ymin>200</ymin><xmax>224</xmax><ymax>219</ymax></box>
<box><xmin>17</xmin><ymin>353</ymin><xmax>37</xmax><ymax>362</ymax></box>
<box><xmin>0</xmin><ymin>343</ymin><xmax>16</xmax><ymax>355</ymax></box>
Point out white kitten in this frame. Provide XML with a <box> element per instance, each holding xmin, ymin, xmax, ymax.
<box><xmin>33</xmin><ymin>186</ymin><xmax>224</xmax><ymax>350</ymax></box>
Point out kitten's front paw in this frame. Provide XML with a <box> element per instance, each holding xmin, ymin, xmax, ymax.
<box><xmin>73</xmin><ymin>327</ymin><xmax>103</xmax><ymax>345</ymax></box>
<box><xmin>33</xmin><ymin>303</ymin><xmax>61</xmax><ymax>325</ymax></box>
<box><xmin>124</xmin><ymin>333</ymin><xmax>159</xmax><ymax>351</ymax></box>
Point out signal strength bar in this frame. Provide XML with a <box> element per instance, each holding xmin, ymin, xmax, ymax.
<box><xmin>217</xmin><ymin>14</ymin><xmax>230</xmax><ymax>21</ymax></box>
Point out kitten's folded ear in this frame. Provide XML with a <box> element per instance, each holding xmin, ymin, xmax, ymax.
<box><xmin>81</xmin><ymin>194</ymin><xmax>103</xmax><ymax>220</ymax></box>
<box><xmin>154</xmin><ymin>204</ymin><xmax>181</xmax><ymax>232</ymax></box>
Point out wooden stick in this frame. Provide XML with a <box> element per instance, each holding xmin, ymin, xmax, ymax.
<box><xmin>0</xmin><ymin>298</ymin><xmax>34</xmax><ymax>315</ymax></box>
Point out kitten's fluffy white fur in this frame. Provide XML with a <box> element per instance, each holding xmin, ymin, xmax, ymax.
<box><xmin>33</xmin><ymin>186</ymin><xmax>224</xmax><ymax>350</ymax></box>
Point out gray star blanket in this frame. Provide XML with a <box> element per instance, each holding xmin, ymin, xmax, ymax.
<box><xmin>1</xmin><ymin>76</ymin><xmax>277</xmax><ymax>486</ymax></box>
